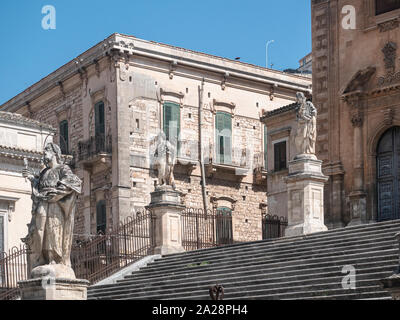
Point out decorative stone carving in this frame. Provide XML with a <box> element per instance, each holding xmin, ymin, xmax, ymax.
<box><xmin>294</xmin><ymin>92</ymin><xmax>317</xmax><ymax>158</ymax></box>
<box><xmin>382</xmin><ymin>42</ymin><xmax>397</xmax><ymax>73</ymax></box>
<box><xmin>21</xmin><ymin>142</ymin><xmax>82</xmax><ymax>279</ymax></box>
<box><xmin>383</xmin><ymin>108</ymin><xmax>395</xmax><ymax>126</ymax></box>
<box><xmin>351</xmin><ymin>112</ymin><xmax>363</xmax><ymax>127</ymax></box>
<box><xmin>153</xmin><ymin>132</ymin><xmax>176</xmax><ymax>190</ymax></box>
<box><xmin>343</xmin><ymin>67</ymin><xmax>376</xmax><ymax>94</ymax></box>
<box><xmin>378</xmin><ymin>19</ymin><xmax>400</xmax><ymax>32</ymax></box>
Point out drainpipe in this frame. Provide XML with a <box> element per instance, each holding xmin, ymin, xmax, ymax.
<box><xmin>198</xmin><ymin>78</ymin><xmax>208</xmax><ymax>213</ymax></box>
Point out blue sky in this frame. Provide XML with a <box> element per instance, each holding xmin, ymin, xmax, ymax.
<box><xmin>0</xmin><ymin>0</ymin><xmax>311</xmax><ymax>105</ymax></box>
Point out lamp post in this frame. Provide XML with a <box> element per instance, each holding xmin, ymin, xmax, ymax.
<box><xmin>266</xmin><ymin>40</ymin><xmax>275</xmax><ymax>69</ymax></box>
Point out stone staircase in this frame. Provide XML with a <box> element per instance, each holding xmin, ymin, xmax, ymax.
<box><xmin>87</xmin><ymin>220</ymin><xmax>400</xmax><ymax>300</ymax></box>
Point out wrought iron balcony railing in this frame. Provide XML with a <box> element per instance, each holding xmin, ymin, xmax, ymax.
<box><xmin>77</xmin><ymin>134</ymin><xmax>112</xmax><ymax>162</ymax></box>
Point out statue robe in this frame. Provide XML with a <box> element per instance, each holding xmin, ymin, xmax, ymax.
<box><xmin>28</xmin><ymin>164</ymin><xmax>81</xmax><ymax>267</ymax></box>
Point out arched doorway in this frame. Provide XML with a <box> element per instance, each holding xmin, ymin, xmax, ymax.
<box><xmin>377</xmin><ymin>127</ymin><xmax>400</xmax><ymax>222</ymax></box>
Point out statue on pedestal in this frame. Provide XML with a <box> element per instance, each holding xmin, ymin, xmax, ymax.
<box><xmin>153</xmin><ymin>132</ymin><xmax>176</xmax><ymax>190</ymax></box>
<box><xmin>22</xmin><ymin>142</ymin><xmax>82</xmax><ymax>279</ymax></box>
<box><xmin>294</xmin><ymin>92</ymin><xmax>317</xmax><ymax>158</ymax></box>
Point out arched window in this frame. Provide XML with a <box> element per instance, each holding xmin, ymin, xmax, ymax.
<box><xmin>59</xmin><ymin>120</ymin><xmax>69</xmax><ymax>154</ymax></box>
<box><xmin>215</xmin><ymin>112</ymin><xmax>232</xmax><ymax>164</ymax></box>
<box><xmin>96</xmin><ymin>200</ymin><xmax>107</xmax><ymax>234</ymax></box>
<box><xmin>163</xmin><ymin>102</ymin><xmax>181</xmax><ymax>153</ymax></box>
<box><xmin>376</xmin><ymin>0</ymin><xmax>400</xmax><ymax>15</ymax></box>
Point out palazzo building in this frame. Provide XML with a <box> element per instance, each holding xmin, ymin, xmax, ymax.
<box><xmin>0</xmin><ymin>33</ymin><xmax>311</xmax><ymax>242</ymax></box>
<box><xmin>311</xmin><ymin>0</ymin><xmax>400</xmax><ymax>228</ymax></box>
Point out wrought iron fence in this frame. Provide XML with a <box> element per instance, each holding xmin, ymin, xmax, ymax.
<box><xmin>77</xmin><ymin>134</ymin><xmax>112</xmax><ymax>161</ymax></box>
<box><xmin>0</xmin><ymin>245</ymin><xmax>30</xmax><ymax>300</ymax></box>
<box><xmin>262</xmin><ymin>214</ymin><xmax>288</xmax><ymax>239</ymax></box>
<box><xmin>182</xmin><ymin>208</ymin><xmax>234</xmax><ymax>251</ymax></box>
<box><xmin>71</xmin><ymin>210</ymin><xmax>156</xmax><ymax>284</ymax></box>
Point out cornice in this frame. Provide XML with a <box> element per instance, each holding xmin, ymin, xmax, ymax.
<box><xmin>1</xmin><ymin>33</ymin><xmax>311</xmax><ymax>114</ymax></box>
<box><xmin>0</xmin><ymin>111</ymin><xmax>55</xmax><ymax>132</ymax></box>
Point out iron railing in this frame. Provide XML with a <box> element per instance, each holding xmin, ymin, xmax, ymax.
<box><xmin>182</xmin><ymin>208</ymin><xmax>234</xmax><ymax>251</ymax></box>
<box><xmin>77</xmin><ymin>134</ymin><xmax>112</xmax><ymax>161</ymax></box>
<box><xmin>262</xmin><ymin>214</ymin><xmax>288</xmax><ymax>239</ymax></box>
<box><xmin>71</xmin><ymin>210</ymin><xmax>156</xmax><ymax>284</ymax></box>
<box><xmin>0</xmin><ymin>245</ymin><xmax>30</xmax><ymax>300</ymax></box>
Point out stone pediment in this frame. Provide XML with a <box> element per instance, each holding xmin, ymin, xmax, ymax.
<box><xmin>343</xmin><ymin>67</ymin><xmax>376</xmax><ymax>95</ymax></box>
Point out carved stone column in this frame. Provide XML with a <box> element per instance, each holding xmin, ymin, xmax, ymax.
<box><xmin>348</xmin><ymin>107</ymin><xmax>367</xmax><ymax>226</ymax></box>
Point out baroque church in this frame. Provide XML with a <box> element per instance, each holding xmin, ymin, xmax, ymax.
<box><xmin>311</xmin><ymin>0</ymin><xmax>400</xmax><ymax>228</ymax></box>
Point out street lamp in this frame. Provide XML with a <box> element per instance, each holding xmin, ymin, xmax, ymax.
<box><xmin>266</xmin><ymin>40</ymin><xmax>275</xmax><ymax>69</ymax></box>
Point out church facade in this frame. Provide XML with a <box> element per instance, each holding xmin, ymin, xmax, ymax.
<box><xmin>311</xmin><ymin>0</ymin><xmax>400</xmax><ymax>228</ymax></box>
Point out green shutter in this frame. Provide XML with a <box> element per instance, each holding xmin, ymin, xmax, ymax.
<box><xmin>59</xmin><ymin>120</ymin><xmax>69</xmax><ymax>154</ymax></box>
<box><xmin>215</xmin><ymin>112</ymin><xmax>232</xmax><ymax>164</ymax></box>
<box><xmin>95</xmin><ymin>101</ymin><xmax>105</xmax><ymax>136</ymax></box>
<box><xmin>264</xmin><ymin>125</ymin><xmax>268</xmax><ymax>169</ymax></box>
<box><xmin>96</xmin><ymin>201</ymin><xmax>107</xmax><ymax>234</ymax></box>
<box><xmin>163</xmin><ymin>103</ymin><xmax>180</xmax><ymax>154</ymax></box>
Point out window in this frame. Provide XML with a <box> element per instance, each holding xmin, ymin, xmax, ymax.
<box><xmin>264</xmin><ymin>125</ymin><xmax>268</xmax><ymax>169</ymax></box>
<box><xmin>59</xmin><ymin>120</ymin><xmax>69</xmax><ymax>154</ymax></box>
<box><xmin>216</xmin><ymin>207</ymin><xmax>233</xmax><ymax>245</ymax></box>
<box><xmin>376</xmin><ymin>0</ymin><xmax>400</xmax><ymax>15</ymax></box>
<box><xmin>163</xmin><ymin>102</ymin><xmax>181</xmax><ymax>153</ymax></box>
<box><xmin>96</xmin><ymin>200</ymin><xmax>107</xmax><ymax>234</ymax></box>
<box><xmin>215</xmin><ymin>112</ymin><xmax>232</xmax><ymax>164</ymax></box>
<box><xmin>274</xmin><ymin>141</ymin><xmax>287</xmax><ymax>171</ymax></box>
<box><xmin>95</xmin><ymin>101</ymin><xmax>105</xmax><ymax>137</ymax></box>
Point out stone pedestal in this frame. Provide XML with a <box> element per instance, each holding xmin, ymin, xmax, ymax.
<box><xmin>18</xmin><ymin>278</ymin><xmax>89</xmax><ymax>300</ymax></box>
<box><xmin>146</xmin><ymin>185</ymin><xmax>185</xmax><ymax>255</ymax></box>
<box><xmin>285</xmin><ymin>156</ymin><xmax>329</xmax><ymax>237</ymax></box>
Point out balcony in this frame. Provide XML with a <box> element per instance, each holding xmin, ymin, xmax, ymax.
<box><xmin>77</xmin><ymin>134</ymin><xmax>112</xmax><ymax>171</ymax></box>
<box><xmin>205</xmin><ymin>145</ymin><xmax>252</xmax><ymax>179</ymax></box>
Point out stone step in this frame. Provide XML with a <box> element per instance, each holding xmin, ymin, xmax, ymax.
<box><xmin>88</xmin><ymin>221</ymin><xmax>400</xmax><ymax>300</ymax></box>
<box><xmin>149</xmin><ymin>228</ymin><xmax>400</xmax><ymax>269</ymax></box>
<box><xmin>163</xmin><ymin>219</ymin><xmax>400</xmax><ymax>260</ymax></box>
<box><xmin>139</xmin><ymin>236</ymin><xmax>398</xmax><ymax>273</ymax></box>
<box><xmin>110</xmin><ymin>282</ymin><xmax>387</xmax><ymax>300</ymax></box>
<box><xmin>88</xmin><ymin>261</ymin><xmax>397</xmax><ymax>297</ymax></box>
<box><xmin>153</xmin><ymin>225</ymin><xmax>400</xmax><ymax>265</ymax></box>
<box><xmin>88</xmin><ymin>267</ymin><xmax>395</xmax><ymax>299</ymax></box>
<box><xmin>123</xmin><ymin>248</ymin><xmax>398</xmax><ymax>282</ymax></box>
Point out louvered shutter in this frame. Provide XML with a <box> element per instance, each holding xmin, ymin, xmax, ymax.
<box><xmin>163</xmin><ymin>103</ymin><xmax>180</xmax><ymax>154</ymax></box>
<box><xmin>59</xmin><ymin>120</ymin><xmax>69</xmax><ymax>154</ymax></box>
<box><xmin>95</xmin><ymin>101</ymin><xmax>105</xmax><ymax>136</ymax></box>
<box><xmin>215</xmin><ymin>112</ymin><xmax>232</xmax><ymax>164</ymax></box>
